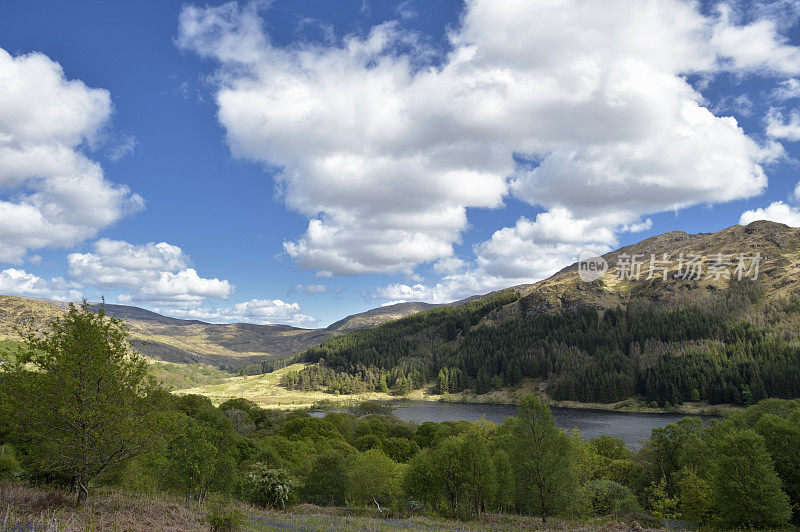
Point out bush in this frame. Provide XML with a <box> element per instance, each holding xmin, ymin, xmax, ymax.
<box><xmin>205</xmin><ymin>495</ymin><xmax>245</xmax><ymax>532</ymax></box>
<box><xmin>577</xmin><ymin>479</ymin><xmax>641</xmax><ymax>516</ymax></box>
<box><xmin>351</xmin><ymin>401</ymin><xmax>393</xmax><ymax>416</ymax></box>
<box><xmin>0</xmin><ymin>449</ymin><xmax>21</xmax><ymax>479</ymax></box>
<box><xmin>244</xmin><ymin>463</ymin><xmax>294</xmax><ymax>509</ymax></box>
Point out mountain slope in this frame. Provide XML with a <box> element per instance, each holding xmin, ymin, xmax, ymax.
<box><xmin>508</xmin><ymin>219</ymin><xmax>800</xmax><ymax>316</ymax></box>
<box><xmin>327</xmin><ymin>302</ymin><xmax>438</xmax><ymax>332</ymax></box>
<box><xmin>0</xmin><ymin>296</ymin><xmax>334</xmax><ymax>368</ymax></box>
<box><xmin>292</xmin><ymin>221</ymin><xmax>800</xmax><ymax>407</ymax></box>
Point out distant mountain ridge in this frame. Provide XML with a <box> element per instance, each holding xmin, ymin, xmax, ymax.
<box><xmin>0</xmin><ymin>296</ymin><xmax>334</xmax><ymax>368</ymax></box>
<box><xmin>4</xmin><ymin>221</ymin><xmax>797</xmax><ymax>374</ymax></box>
<box><xmin>327</xmin><ymin>302</ymin><xmax>437</xmax><ymax>332</ymax></box>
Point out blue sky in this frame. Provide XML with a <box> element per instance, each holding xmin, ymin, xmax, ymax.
<box><xmin>0</xmin><ymin>0</ymin><xmax>799</xmax><ymax>327</ymax></box>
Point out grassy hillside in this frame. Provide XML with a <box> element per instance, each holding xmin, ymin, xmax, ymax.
<box><xmin>510</xmin><ymin>219</ymin><xmax>800</xmax><ymax>315</ymax></box>
<box><xmin>176</xmin><ymin>363</ymin><xmax>417</xmax><ymax>408</ymax></box>
<box><xmin>281</xmin><ymin>221</ymin><xmax>800</xmax><ymax>407</ymax></box>
<box><xmin>0</xmin><ymin>296</ymin><xmax>334</xmax><ymax>369</ymax></box>
<box><xmin>327</xmin><ymin>301</ymin><xmax>436</xmax><ymax>332</ymax></box>
<box><xmin>0</xmin><ymin>482</ymin><xmax>648</xmax><ymax>531</ymax></box>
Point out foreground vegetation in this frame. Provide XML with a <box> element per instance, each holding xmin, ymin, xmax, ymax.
<box><xmin>0</xmin><ymin>482</ymin><xmax>653</xmax><ymax>532</ymax></box>
<box><xmin>1</xmin><ymin>303</ymin><xmax>798</xmax><ymax>530</ymax></box>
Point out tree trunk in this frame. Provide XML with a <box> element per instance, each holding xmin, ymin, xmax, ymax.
<box><xmin>76</xmin><ymin>476</ymin><xmax>90</xmax><ymax>506</ymax></box>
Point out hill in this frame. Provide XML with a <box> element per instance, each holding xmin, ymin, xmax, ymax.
<box><xmin>0</xmin><ymin>287</ymin><xmax>520</xmax><ymax>373</ymax></box>
<box><xmin>0</xmin><ymin>296</ymin><xmax>334</xmax><ymax>369</ymax></box>
<box><xmin>327</xmin><ymin>301</ymin><xmax>436</xmax><ymax>332</ymax></box>
<box><xmin>288</xmin><ymin>221</ymin><xmax>800</xmax><ymax>407</ymax></box>
<box><xmin>508</xmin><ymin>219</ymin><xmax>800</xmax><ymax>315</ymax></box>
<box><xmin>325</xmin><ymin>288</ymin><xmax>531</xmax><ymax>332</ymax></box>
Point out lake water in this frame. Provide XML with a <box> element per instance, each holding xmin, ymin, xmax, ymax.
<box><xmin>389</xmin><ymin>401</ymin><xmax>714</xmax><ymax>450</ymax></box>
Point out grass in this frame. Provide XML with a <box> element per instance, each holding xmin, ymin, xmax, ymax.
<box><xmin>147</xmin><ymin>361</ymin><xmax>235</xmax><ymax>391</ymax></box>
<box><xmin>175</xmin><ymin>363</ymin><xmax>420</xmax><ymax>409</ymax></box>
<box><xmin>0</xmin><ymin>482</ymin><xmax>659</xmax><ymax>531</ymax></box>
<box><xmin>179</xmin><ymin>366</ymin><xmax>736</xmax><ymax>415</ymax></box>
<box><xmin>0</xmin><ymin>482</ymin><xmax>205</xmax><ymax>531</ymax></box>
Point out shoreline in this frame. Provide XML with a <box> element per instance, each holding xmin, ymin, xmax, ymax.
<box><xmin>390</xmin><ymin>394</ymin><xmax>733</xmax><ymax>417</ymax></box>
<box><xmin>176</xmin><ymin>365</ymin><xmax>737</xmax><ymax>416</ymax></box>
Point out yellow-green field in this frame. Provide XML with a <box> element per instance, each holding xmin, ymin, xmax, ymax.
<box><xmin>175</xmin><ymin>363</ymin><xmax>416</xmax><ymax>408</ymax></box>
<box><xmin>176</xmin><ymin>364</ymin><xmax>732</xmax><ymax>415</ymax></box>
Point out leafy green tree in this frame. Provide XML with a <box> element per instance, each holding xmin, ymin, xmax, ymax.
<box><xmin>380</xmin><ymin>437</ymin><xmax>420</xmax><ymax>463</ymax></box>
<box><xmin>347</xmin><ymin>448</ymin><xmax>400</xmax><ymax>511</ymax></box>
<box><xmin>510</xmin><ymin>395</ymin><xmax>576</xmax><ymax>520</ymax></box>
<box><xmin>677</xmin><ymin>468</ymin><xmax>713</xmax><ymax>525</ymax></box>
<box><xmin>711</xmin><ymin>428</ymin><xmax>791</xmax><ymax>527</ymax></box>
<box><xmin>302</xmin><ymin>451</ymin><xmax>349</xmax><ymax>506</ymax></box>
<box><xmin>458</xmin><ymin>429</ymin><xmax>497</xmax><ymax>517</ymax></box>
<box><xmin>424</xmin><ymin>429</ymin><xmax>497</xmax><ymax>518</ymax></box>
<box><xmin>403</xmin><ymin>448</ymin><xmax>441</xmax><ymax>511</ymax></box>
<box><xmin>164</xmin><ymin>417</ymin><xmax>234</xmax><ymax>503</ymax></box>
<box><xmin>492</xmin><ymin>449</ymin><xmax>514</xmax><ymax>513</ymax></box>
<box><xmin>590</xmin><ymin>435</ymin><xmax>630</xmax><ymax>460</ymax></box>
<box><xmin>0</xmin><ymin>445</ymin><xmax>21</xmax><ymax>480</ymax></box>
<box><xmin>1</xmin><ymin>303</ymin><xmax>174</xmax><ymax>505</ymax></box>
<box><xmin>755</xmin><ymin>412</ymin><xmax>800</xmax><ymax>521</ymax></box>
<box><xmin>646</xmin><ymin>476</ymin><xmax>678</xmax><ymax>519</ymax></box>
<box><xmin>639</xmin><ymin>417</ymin><xmax>707</xmax><ymax>492</ymax></box>
<box><xmin>577</xmin><ymin>478</ymin><xmax>639</xmax><ymax>516</ymax></box>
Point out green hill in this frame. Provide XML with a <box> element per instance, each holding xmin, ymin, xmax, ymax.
<box><xmin>290</xmin><ymin>221</ymin><xmax>800</xmax><ymax>407</ymax></box>
<box><xmin>0</xmin><ymin>296</ymin><xmax>334</xmax><ymax>370</ymax></box>
<box><xmin>326</xmin><ymin>301</ymin><xmax>437</xmax><ymax>332</ymax></box>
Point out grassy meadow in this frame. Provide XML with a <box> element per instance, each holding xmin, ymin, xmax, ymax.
<box><xmin>0</xmin><ymin>482</ymin><xmax>652</xmax><ymax>531</ymax></box>
<box><xmin>178</xmin><ymin>362</ymin><xmax>731</xmax><ymax>416</ymax></box>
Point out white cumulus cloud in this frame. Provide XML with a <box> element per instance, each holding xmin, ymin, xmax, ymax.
<box><xmin>179</xmin><ymin>0</ymin><xmax>797</xmax><ymax>294</ymax></box>
<box><xmin>0</xmin><ymin>268</ymin><xmax>82</xmax><ymax>301</ymax></box>
<box><xmin>0</xmin><ymin>48</ymin><xmax>143</xmax><ymax>264</ymax></box>
<box><xmin>740</xmin><ymin>201</ymin><xmax>800</xmax><ymax>226</ymax></box>
<box><xmin>766</xmin><ymin>108</ymin><xmax>800</xmax><ymax>141</ymax></box>
<box><xmin>67</xmin><ymin>239</ymin><xmax>233</xmax><ymax>306</ymax></box>
<box><xmin>157</xmin><ymin>299</ymin><xmax>317</xmax><ymax>327</ymax></box>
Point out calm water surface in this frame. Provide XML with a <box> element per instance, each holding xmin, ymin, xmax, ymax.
<box><xmin>389</xmin><ymin>401</ymin><xmax>715</xmax><ymax>450</ymax></box>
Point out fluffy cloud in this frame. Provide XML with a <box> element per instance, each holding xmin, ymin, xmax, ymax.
<box><xmin>378</xmin><ymin>213</ymin><xmax>615</xmax><ymax>303</ymax></box>
<box><xmin>766</xmin><ymin>108</ymin><xmax>800</xmax><ymax>141</ymax></box>
<box><xmin>156</xmin><ymin>299</ymin><xmax>317</xmax><ymax>327</ymax></box>
<box><xmin>0</xmin><ymin>268</ymin><xmax>82</xmax><ymax>301</ymax></box>
<box><xmin>771</xmin><ymin>78</ymin><xmax>800</xmax><ymax>100</ymax></box>
<box><xmin>179</xmin><ymin>0</ymin><xmax>796</xmax><ymax>289</ymax></box>
<box><xmin>0</xmin><ymin>48</ymin><xmax>143</xmax><ymax>263</ymax></box>
<box><xmin>740</xmin><ymin>200</ymin><xmax>800</xmax><ymax>226</ymax></box>
<box><xmin>711</xmin><ymin>4</ymin><xmax>800</xmax><ymax>73</ymax></box>
<box><xmin>67</xmin><ymin>239</ymin><xmax>232</xmax><ymax>305</ymax></box>
<box><xmin>5</xmin><ymin>239</ymin><xmax>317</xmax><ymax>327</ymax></box>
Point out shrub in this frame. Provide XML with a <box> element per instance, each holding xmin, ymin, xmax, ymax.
<box><xmin>244</xmin><ymin>463</ymin><xmax>294</xmax><ymax>509</ymax></box>
<box><xmin>0</xmin><ymin>449</ymin><xmax>21</xmax><ymax>479</ymax></box>
<box><xmin>205</xmin><ymin>495</ymin><xmax>245</xmax><ymax>532</ymax></box>
<box><xmin>577</xmin><ymin>478</ymin><xmax>641</xmax><ymax>516</ymax></box>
